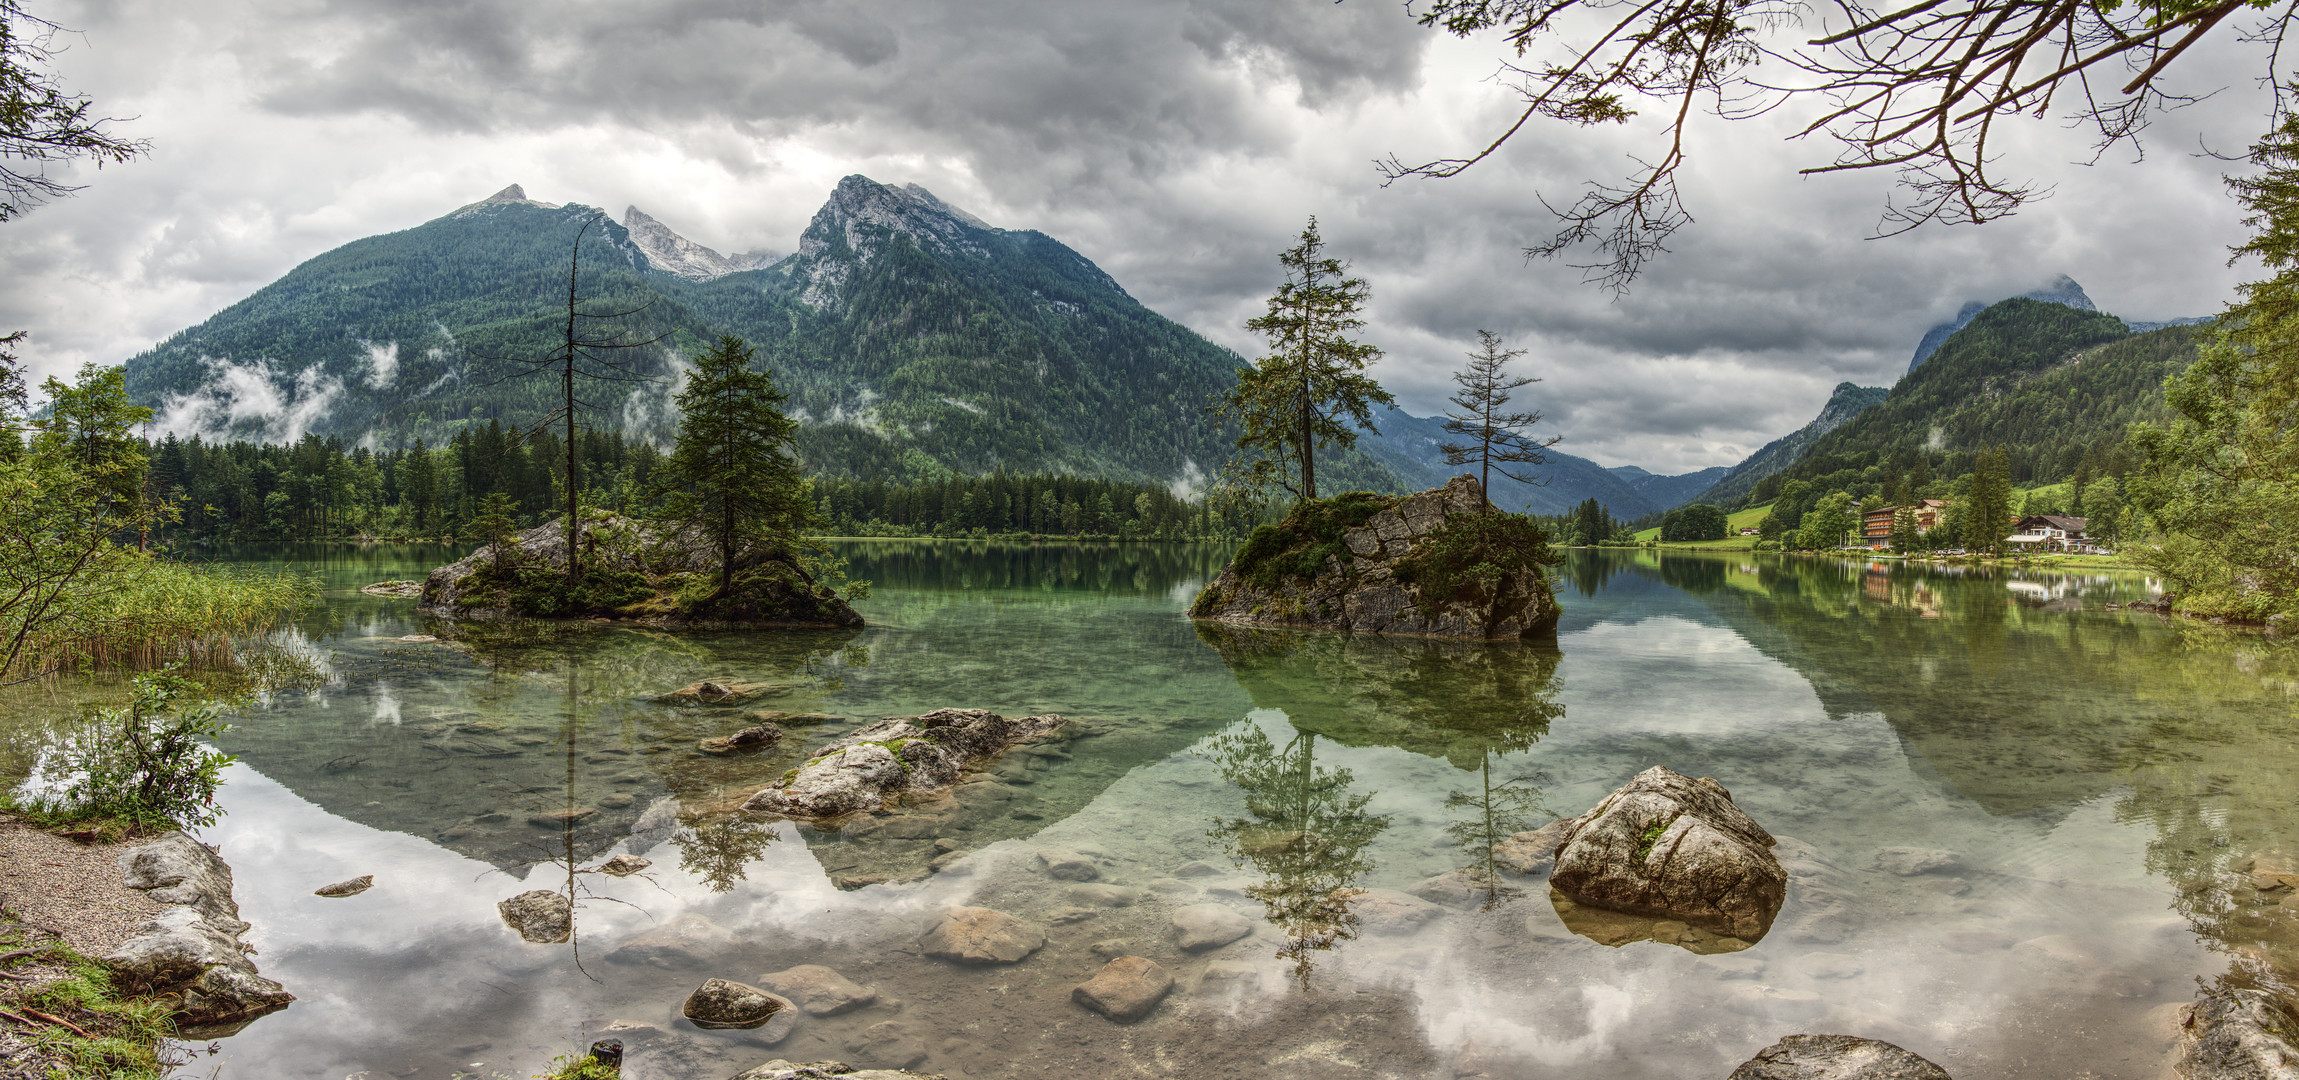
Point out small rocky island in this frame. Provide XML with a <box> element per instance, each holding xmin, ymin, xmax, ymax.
<box><xmin>1189</xmin><ymin>476</ymin><xmax>1560</xmax><ymax>638</ymax></box>
<box><xmin>416</xmin><ymin>513</ymin><xmax>862</xmax><ymax>627</ymax></box>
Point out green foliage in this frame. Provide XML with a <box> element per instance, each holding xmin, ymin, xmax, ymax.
<box><xmin>1659</xmin><ymin>503</ymin><xmax>1726</xmax><ymax>541</ymax></box>
<box><xmin>15</xmin><ymin>667</ymin><xmax>240</xmax><ymax>833</ymax></box>
<box><xmin>1794</xmin><ymin>492</ymin><xmax>1857</xmax><ymax>550</ymax></box>
<box><xmin>471</xmin><ymin>491</ymin><xmax>520</xmax><ymax>571</ymax></box>
<box><xmin>1217</xmin><ymin>217</ymin><xmax>1395</xmax><ymax>501</ymax></box>
<box><xmin>1633</xmin><ymin>817</ymin><xmax>1672</xmax><ymax>863</ymax></box>
<box><xmin>1218</xmin><ymin>491</ymin><xmax>1395</xmax><ymax>597</ymax></box>
<box><xmin>0</xmin><ymin>915</ymin><xmax>176</xmax><ymax>1079</ymax></box>
<box><xmin>1438</xmin><ymin>330</ymin><xmax>1556</xmax><ymax>492</ymax></box>
<box><xmin>655</xmin><ymin>336</ymin><xmax>821</xmax><ymax>599</ymax></box>
<box><xmin>536</xmin><ymin>1055</ymin><xmax>620</xmax><ymax>1080</ymax></box>
<box><xmin>506</xmin><ymin>566</ymin><xmax>653</xmax><ymax>617</ymax></box>
<box><xmin>2129</xmin><ymin>118</ymin><xmax>2299</xmax><ymax>621</ymax></box>
<box><xmin>1391</xmin><ymin>511</ymin><xmax>1560</xmax><ymax>617</ymax></box>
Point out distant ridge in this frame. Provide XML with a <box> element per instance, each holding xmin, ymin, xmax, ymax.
<box><xmin>1682</xmin><ymin>383</ymin><xmax>1890</xmax><ymax>508</ymax></box>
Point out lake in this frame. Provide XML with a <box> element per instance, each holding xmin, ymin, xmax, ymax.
<box><xmin>7</xmin><ymin>542</ymin><xmax>2298</xmax><ymax>1080</ymax></box>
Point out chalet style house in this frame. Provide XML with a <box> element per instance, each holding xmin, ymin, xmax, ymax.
<box><xmin>1862</xmin><ymin>500</ymin><xmax>1948</xmax><ymax>547</ymax></box>
<box><xmin>2005</xmin><ymin>515</ymin><xmax>2088</xmax><ymax>552</ymax></box>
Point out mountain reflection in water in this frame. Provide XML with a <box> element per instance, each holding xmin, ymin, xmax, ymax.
<box><xmin>6</xmin><ymin>543</ymin><xmax>2299</xmax><ymax>1079</ymax></box>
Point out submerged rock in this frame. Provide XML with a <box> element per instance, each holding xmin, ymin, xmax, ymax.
<box><xmin>684</xmin><ymin>978</ymin><xmax>798</xmax><ymax>1041</ymax></box>
<box><xmin>918</xmin><ymin>907</ymin><xmax>1045</xmax><ymax>964</ymax></box>
<box><xmin>1726</xmin><ymin>1034</ymin><xmax>1952</xmax><ymax>1079</ymax></box>
<box><xmin>1549</xmin><ymin>766</ymin><xmax>1786</xmax><ymax>941</ymax></box>
<box><xmin>360</xmin><ymin>580</ymin><xmax>424</xmax><ymax>597</ymax></box>
<box><xmin>105</xmin><ymin>833</ymin><xmax>292</xmax><ymax>1035</ymax></box>
<box><xmin>1873</xmin><ymin>848</ymin><xmax>1962</xmax><ymax>876</ymax></box>
<box><xmin>609</xmin><ymin>913</ymin><xmax>735</xmax><ymax>967</ymax></box>
<box><xmin>742</xmin><ymin>709</ymin><xmax>1067</xmax><ymax>819</ymax></box>
<box><xmin>700</xmin><ymin>723</ymin><xmax>786</xmax><ymax>755</ymax></box>
<box><xmin>1493</xmin><ymin>819</ymin><xmax>1573</xmax><ymax>876</ymax></box>
<box><xmin>759</xmin><ymin>965</ymin><xmax>877</xmax><ymax>1016</ymax></box>
<box><xmin>728</xmin><ymin>1064</ymin><xmax>945</xmax><ymax>1080</ymax></box>
<box><xmin>2175</xmin><ymin>988</ymin><xmax>2299</xmax><ymax>1079</ymax></box>
<box><xmin>313</xmin><ymin>874</ymin><xmax>373</xmax><ymax>897</ymax></box>
<box><xmin>497</xmin><ymin>890</ymin><xmax>573</xmax><ymax>944</ymax></box>
<box><xmin>1170</xmin><ymin>904</ymin><xmax>1254</xmax><ymax>951</ymax></box>
<box><xmin>1188</xmin><ymin>476</ymin><xmax>1561</xmax><ymax>639</ymax></box>
<box><xmin>594</xmin><ymin>854</ymin><xmax>651</xmax><ymax>877</ymax></box>
<box><xmin>1072</xmin><ymin>956</ymin><xmax>1173</xmax><ymax>1022</ymax></box>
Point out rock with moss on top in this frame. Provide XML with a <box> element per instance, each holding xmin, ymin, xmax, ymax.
<box><xmin>1188</xmin><ymin>476</ymin><xmax>1560</xmax><ymax>639</ymax></box>
<box><xmin>417</xmin><ymin>511</ymin><xmax>861</xmax><ymax>627</ymax></box>
<box><xmin>742</xmin><ymin>709</ymin><xmax>1066</xmax><ymax>819</ymax></box>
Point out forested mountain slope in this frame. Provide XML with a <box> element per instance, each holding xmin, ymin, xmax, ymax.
<box><xmin>1686</xmin><ymin>382</ymin><xmax>1890</xmax><ymax>507</ymax></box>
<box><xmin>1744</xmin><ymin>299</ymin><xmax>2199</xmax><ymax>501</ymax></box>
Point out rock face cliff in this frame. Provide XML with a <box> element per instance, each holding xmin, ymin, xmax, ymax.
<box><xmin>1189</xmin><ymin>476</ymin><xmax>1560</xmax><ymax>639</ymax></box>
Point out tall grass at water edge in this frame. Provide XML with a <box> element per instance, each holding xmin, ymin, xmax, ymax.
<box><xmin>10</xmin><ymin>560</ymin><xmax>318</xmax><ymax>679</ymax></box>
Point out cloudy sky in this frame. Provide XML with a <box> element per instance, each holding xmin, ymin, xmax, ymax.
<box><xmin>0</xmin><ymin>0</ymin><xmax>2279</xmax><ymax>473</ymax></box>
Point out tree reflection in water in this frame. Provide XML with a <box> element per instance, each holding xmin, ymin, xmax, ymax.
<box><xmin>1206</xmin><ymin>724</ymin><xmax>1388</xmax><ymax>989</ymax></box>
<box><xmin>674</xmin><ymin>813</ymin><xmax>780</xmax><ymax>892</ymax></box>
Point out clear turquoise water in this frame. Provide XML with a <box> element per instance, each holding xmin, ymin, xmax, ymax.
<box><xmin>9</xmin><ymin>543</ymin><xmax>2299</xmax><ymax>1080</ymax></box>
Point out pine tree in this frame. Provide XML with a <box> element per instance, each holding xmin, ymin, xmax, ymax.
<box><xmin>1967</xmin><ymin>446</ymin><xmax>2015</xmax><ymax>556</ymax></box>
<box><xmin>1439</xmin><ymin>330</ymin><xmax>1559</xmax><ymax>497</ymax></box>
<box><xmin>1217</xmin><ymin>217</ymin><xmax>1394</xmax><ymax>502</ymax></box>
<box><xmin>655</xmin><ymin>336</ymin><xmax>816</xmax><ymax>599</ymax></box>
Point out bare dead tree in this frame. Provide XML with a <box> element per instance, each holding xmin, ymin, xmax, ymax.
<box><xmin>477</xmin><ymin>216</ymin><xmax>665</xmax><ymax>581</ymax></box>
<box><xmin>1381</xmin><ymin>0</ymin><xmax>2298</xmax><ymax>292</ymax></box>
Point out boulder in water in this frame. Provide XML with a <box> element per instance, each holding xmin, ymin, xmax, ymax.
<box><xmin>1726</xmin><ymin>1034</ymin><xmax>1952</xmax><ymax>1079</ymax></box>
<box><xmin>758</xmin><ymin>964</ymin><xmax>877</xmax><ymax>1016</ymax></box>
<box><xmin>1188</xmin><ymin>476</ymin><xmax>1560</xmax><ymax>639</ymax></box>
<box><xmin>1072</xmin><ymin>956</ymin><xmax>1173</xmax><ymax>1022</ymax></box>
<box><xmin>683</xmin><ymin>978</ymin><xmax>798</xmax><ymax>1041</ymax></box>
<box><xmin>918</xmin><ymin>907</ymin><xmax>1044</xmax><ymax>964</ymax></box>
<box><xmin>313</xmin><ymin>874</ymin><xmax>373</xmax><ymax>897</ymax></box>
<box><xmin>1549</xmin><ymin>766</ymin><xmax>1786</xmax><ymax>941</ymax></box>
<box><xmin>496</xmin><ymin>890</ymin><xmax>572</xmax><ymax>944</ymax></box>
<box><xmin>105</xmin><ymin>833</ymin><xmax>292</xmax><ymax>1035</ymax></box>
<box><xmin>2175</xmin><ymin>988</ymin><xmax>2299</xmax><ymax>1079</ymax></box>
<box><xmin>700</xmin><ymin>722</ymin><xmax>786</xmax><ymax>755</ymax></box>
<box><xmin>742</xmin><ymin>710</ymin><xmax>1067</xmax><ymax>819</ymax></box>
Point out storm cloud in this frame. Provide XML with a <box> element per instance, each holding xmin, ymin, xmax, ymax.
<box><xmin>0</xmin><ymin>0</ymin><xmax>2274</xmax><ymax>472</ymax></box>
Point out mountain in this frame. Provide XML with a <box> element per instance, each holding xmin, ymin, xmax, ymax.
<box><xmin>1608</xmin><ymin>464</ymin><xmax>1730</xmax><ymax>510</ymax></box>
<box><xmin>1746</xmin><ymin>297</ymin><xmax>2200</xmax><ymax>502</ymax></box>
<box><xmin>1682</xmin><ymin>382</ymin><xmax>1890</xmax><ymax>508</ymax></box>
<box><xmin>122</xmin><ymin>176</ymin><xmax>1323</xmax><ymax>488</ymax></box>
<box><xmin>1353</xmin><ymin>406</ymin><xmax>1726</xmax><ymax>517</ymax></box>
<box><xmin>1908</xmin><ymin>275</ymin><xmax>2098</xmax><ymax>371</ymax></box>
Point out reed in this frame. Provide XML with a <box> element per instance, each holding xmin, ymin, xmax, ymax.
<box><xmin>5</xmin><ymin>560</ymin><xmax>318</xmax><ymax>680</ymax></box>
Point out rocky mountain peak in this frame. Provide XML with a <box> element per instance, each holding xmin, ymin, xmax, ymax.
<box><xmin>1814</xmin><ymin>382</ymin><xmax>1889</xmax><ymax>433</ymax></box>
<box><xmin>623</xmin><ymin>205</ymin><xmax>736</xmax><ymax>280</ymax></box>
<box><xmin>446</xmin><ymin>183</ymin><xmax>562</xmax><ymax>220</ymax></box>
<box><xmin>792</xmin><ymin>175</ymin><xmax>999</xmax><ymax>307</ymax></box>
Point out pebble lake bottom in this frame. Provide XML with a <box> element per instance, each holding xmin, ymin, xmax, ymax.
<box><xmin>2</xmin><ymin>541</ymin><xmax>2289</xmax><ymax>1080</ymax></box>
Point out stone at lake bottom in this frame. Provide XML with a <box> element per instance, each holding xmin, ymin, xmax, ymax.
<box><xmin>2248</xmin><ymin>852</ymin><xmax>2299</xmax><ymax>892</ymax></box>
<box><xmin>759</xmin><ymin>965</ymin><xmax>877</xmax><ymax>1016</ymax></box>
<box><xmin>313</xmin><ymin>875</ymin><xmax>373</xmax><ymax>897</ymax></box>
<box><xmin>608</xmin><ymin>913</ymin><xmax>735</xmax><ymax>967</ymax></box>
<box><xmin>1037</xmin><ymin>849</ymin><xmax>1099</xmax><ymax>881</ymax></box>
<box><xmin>1072</xmin><ymin>956</ymin><xmax>1173</xmax><ymax>1022</ymax></box>
<box><xmin>700</xmin><ymin>723</ymin><xmax>786</xmax><ymax>755</ymax></box>
<box><xmin>683</xmin><ymin>978</ymin><xmax>798</xmax><ymax>1042</ymax></box>
<box><xmin>1171</xmin><ymin>904</ymin><xmax>1254</xmax><ymax>951</ymax></box>
<box><xmin>1493</xmin><ymin>819</ymin><xmax>1573</xmax><ymax>876</ymax></box>
<box><xmin>919</xmin><ymin>907</ymin><xmax>1045</xmax><ymax>964</ymax></box>
<box><xmin>2176</xmin><ymin>987</ymin><xmax>2299</xmax><ymax>1079</ymax></box>
<box><xmin>600</xmin><ymin>793</ymin><xmax>636</xmax><ymax>809</ymax></box>
<box><xmin>594</xmin><ymin>854</ymin><xmax>651</xmax><ymax>877</ymax></box>
<box><xmin>729</xmin><ymin>1063</ymin><xmax>946</xmax><ymax>1080</ymax></box>
<box><xmin>1874</xmin><ymin>848</ymin><xmax>1962</xmax><ymax>876</ymax></box>
<box><xmin>1353</xmin><ymin>889</ymin><xmax>1443</xmax><ymax>936</ymax></box>
<box><xmin>1066</xmin><ymin>884</ymin><xmax>1139</xmax><ymax>907</ymax></box>
<box><xmin>497</xmin><ymin>890</ymin><xmax>572</xmax><ymax>944</ymax></box>
<box><xmin>360</xmin><ymin>580</ymin><xmax>424</xmax><ymax>597</ymax></box>
<box><xmin>1726</xmin><ymin>1034</ymin><xmax>1952</xmax><ymax>1079</ymax></box>
<box><xmin>744</xmin><ymin>710</ymin><xmax>1067</xmax><ymax>819</ymax></box>
<box><xmin>1549</xmin><ymin>766</ymin><xmax>1786</xmax><ymax>941</ymax></box>
<box><xmin>530</xmin><ymin>807</ymin><xmax>599</xmax><ymax>828</ymax></box>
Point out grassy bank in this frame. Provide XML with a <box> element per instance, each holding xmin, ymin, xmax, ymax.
<box><xmin>0</xmin><ymin>910</ymin><xmax>176</xmax><ymax>1079</ymax></box>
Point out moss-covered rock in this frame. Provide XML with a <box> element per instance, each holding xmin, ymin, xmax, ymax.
<box><xmin>418</xmin><ymin>512</ymin><xmax>862</xmax><ymax>628</ymax></box>
<box><xmin>1190</xmin><ymin>476</ymin><xmax>1560</xmax><ymax>639</ymax></box>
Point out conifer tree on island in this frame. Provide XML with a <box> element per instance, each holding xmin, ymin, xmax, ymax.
<box><xmin>1440</xmin><ymin>329</ymin><xmax>1560</xmax><ymax>498</ymax></box>
<box><xmin>1216</xmin><ymin>217</ymin><xmax>1394</xmax><ymax>502</ymax></box>
<box><xmin>655</xmin><ymin>335</ymin><xmax>820</xmax><ymax>601</ymax></box>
